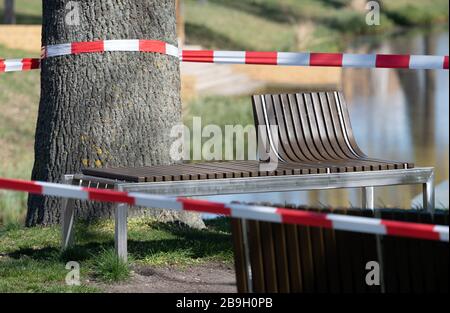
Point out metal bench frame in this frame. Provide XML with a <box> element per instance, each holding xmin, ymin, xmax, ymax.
<box><xmin>61</xmin><ymin>167</ymin><xmax>435</xmax><ymax>263</ymax></box>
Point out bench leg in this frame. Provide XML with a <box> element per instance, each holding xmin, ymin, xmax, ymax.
<box><xmin>361</xmin><ymin>186</ymin><xmax>374</xmax><ymax>210</ymax></box>
<box><xmin>363</xmin><ymin>186</ymin><xmax>384</xmax><ymax>291</ymax></box>
<box><xmin>61</xmin><ymin>176</ymin><xmax>76</xmax><ymax>250</ymax></box>
<box><xmin>423</xmin><ymin>172</ymin><xmax>435</xmax><ymax>213</ymax></box>
<box><xmin>115</xmin><ymin>203</ymin><xmax>128</xmax><ymax>262</ymax></box>
<box><xmin>61</xmin><ymin>198</ymin><xmax>76</xmax><ymax>249</ymax></box>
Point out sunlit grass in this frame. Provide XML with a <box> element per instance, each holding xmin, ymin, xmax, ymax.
<box><xmin>0</xmin><ymin>0</ymin><xmax>42</xmax><ymax>24</ymax></box>
<box><xmin>0</xmin><ymin>44</ymin><xmax>39</xmax><ymax>226</ymax></box>
<box><xmin>383</xmin><ymin>0</ymin><xmax>449</xmax><ymax>26</ymax></box>
<box><xmin>185</xmin><ymin>0</ymin><xmax>296</xmax><ymax>51</ymax></box>
<box><xmin>0</xmin><ymin>216</ymin><xmax>233</xmax><ymax>292</ymax></box>
<box><xmin>93</xmin><ymin>248</ymin><xmax>131</xmax><ymax>282</ymax></box>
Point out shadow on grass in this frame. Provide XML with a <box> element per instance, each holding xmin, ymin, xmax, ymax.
<box><xmin>209</xmin><ymin>0</ymin><xmax>350</xmax><ymax>25</ymax></box>
<box><xmin>129</xmin><ymin>220</ymin><xmax>232</xmax><ymax>260</ymax></box>
<box><xmin>204</xmin><ymin>216</ymin><xmax>231</xmax><ymax>233</ymax></box>
<box><xmin>6</xmin><ymin>242</ymin><xmax>111</xmax><ymax>262</ymax></box>
<box><xmin>209</xmin><ymin>0</ymin><xmax>298</xmax><ymax>24</ymax></box>
<box><xmin>383</xmin><ymin>9</ymin><xmax>446</xmax><ymax>27</ymax></box>
<box><xmin>74</xmin><ymin>220</ymin><xmax>114</xmax><ymax>244</ymax></box>
<box><xmin>315</xmin><ymin>0</ymin><xmax>347</xmax><ymax>9</ymax></box>
<box><xmin>185</xmin><ymin>23</ymin><xmax>248</xmax><ymax>50</ymax></box>
<box><xmin>5</xmin><ymin>218</ymin><xmax>233</xmax><ymax>263</ymax></box>
<box><xmin>6</xmin><ymin>236</ymin><xmax>231</xmax><ymax>263</ymax></box>
<box><xmin>207</xmin><ymin>0</ymin><xmax>381</xmax><ymax>38</ymax></box>
<box><xmin>0</xmin><ymin>12</ymin><xmax>42</xmax><ymax>24</ymax></box>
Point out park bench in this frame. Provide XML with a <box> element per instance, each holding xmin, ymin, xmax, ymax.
<box><xmin>231</xmin><ymin>207</ymin><xmax>448</xmax><ymax>293</ymax></box>
<box><xmin>61</xmin><ymin>91</ymin><xmax>435</xmax><ymax>275</ymax></box>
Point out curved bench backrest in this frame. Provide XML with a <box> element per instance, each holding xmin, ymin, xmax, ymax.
<box><xmin>252</xmin><ymin>91</ymin><xmax>367</xmax><ymax>163</ymax></box>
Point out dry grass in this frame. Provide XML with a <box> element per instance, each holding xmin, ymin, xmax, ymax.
<box><xmin>232</xmin><ymin>64</ymin><xmax>342</xmax><ymax>88</ymax></box>
<box><xmin>0</xmin><ymin>25</ymin><xmax>41</xmax><ymax>53</ymax></box>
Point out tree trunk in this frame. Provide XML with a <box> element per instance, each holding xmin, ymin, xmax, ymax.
<box><xmin>27</xmin><ymin>0</ymin><xmax>203</xmax><ymax>228</ymax></box>
<box><xmin>3</xmin><ymin>0</ymin><xmax>15</xmax><ymax>24</ymax></box>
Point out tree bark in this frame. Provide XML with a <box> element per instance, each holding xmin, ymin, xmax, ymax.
<box><xmin>27</xmin><ymin>0</ymin><xmax>192</xmax><ymax>226</ymax></box>
<box><xmin>3</xmin><ymin>0</ymin><xmax>15</xmax><ymax>24</ymax></box>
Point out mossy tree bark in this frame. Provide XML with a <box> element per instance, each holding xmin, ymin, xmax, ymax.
<box><xmin>27</xmin><ymin>0</ymin><xmax>189</xmax><ymax>226</ymax></box>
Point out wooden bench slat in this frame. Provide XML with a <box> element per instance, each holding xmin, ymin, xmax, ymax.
<box><xmin>404</xmin><ymin>210</ymin><xmax>425</xmax><ymax>292</ymax></box>
<box><xmin>380</xmin><ymin>210</ymin><xmax>400</xmax><ymax>292</ymax></box>
<box><xmin>361</xmin><ymin>209</ymin><xmax>381</xmax><ymax>293</ymax></box>
<box><xmin>272</xmin><ymin>223</ymin><xmax>290</xmax><ymax>292</ymax></box>
<box><xmin>248</xmin><ymin>220</ymin><xmax>266</xmax><ymax>292</ymax></box>
<box><xmin>260</xmin><ymin>222</ymin><xmax>279</xmax><ymax>292</ymax></box>
<box><xmin>297</xmin><ymin>219</ymin><xmax>316</xmax><ymax>292</ymax></box>
<box><xmin>230</xmin><ymin>218</ymin><xmax>249</xmax><ymax>293</ymax></box>
<box><xmin>321</xmin><ymin>208</ymin><xmax>341</xmax><ymax>293</ymax></box>
<box><xmin>334</xmin><ymin>208</ymin><xmax>355</xmax><ymax>292</ymax></box>
<box><xmin>347</xmin><ymin>209</ymin><xmax>371</xmax><ymax>293</ymax></box>
<box><xmin>284</xmin><ymin>224</ymin><xmax>303</xmax><ymax>292</ymax></box>
<box><xmin>308</xmin><ymin>208</ymin><xmax>329</xmax><ymax>292</ymax></box>
<box><xmin>434</xmin><ymin>213</ymin><xmax>449</xmax><ymax>292</ymax></box>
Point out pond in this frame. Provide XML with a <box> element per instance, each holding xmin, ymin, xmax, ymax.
<box><xmin>201</xmin><ymin>29</ymin><xmax>449</xmax><ymax>211</ymax></box>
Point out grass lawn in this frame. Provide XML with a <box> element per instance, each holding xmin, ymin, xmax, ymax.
<box><xmin>383</xmin><ymin>0</ymin><xmax>449</xmax><ymax>26</ymax></box>
<box><xmin>0</xmin><ymin>216</ymin><xmax>233</xmax><ymax>292</ymax></box>
<box><xmin>1</xmin><ymin>0</ymin><xmax>448</xmax><ymax>52</ymax></box>
<box><xmin>184</xmin><ymin>0</ymin><xmax>449</xmax><ymax>52</ymax></box>
<box><xmin>185</xmin><ymin>0</ymin><xmax>297</xmax><ymax>51</ymax></box>
<box><xmin>183</xmin><ymin>95</ymin><xmax>256</xmax><ymax>161</ymax></box>
<box><xmin>0</xmin><ymin>0</ymin><xmax>41</xmax><ymax>24</ymax></box>
<box><xmin>184</xmin><ymin>95</ymin><xmax>254</xmax><ymax>128</ymax></box>
<box><xmin>0</xmin><ymin>44</ymin><xmax>39</xmax><ymax>225</ymax></box>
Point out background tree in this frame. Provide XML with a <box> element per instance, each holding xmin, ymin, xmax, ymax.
<box><xmin>27</xmin><ymin>0</ymin><xmax>203</xmax><ymax>228</ymax></box>
<box><xmin>176</xmin><ymin>0</ymin><xmax>185</xmax><ymax>45</ymax></box>
<box><xmin>3</xmin><ymin>0</ymin><xmax>15</xmax><ymax>24</ymax></box>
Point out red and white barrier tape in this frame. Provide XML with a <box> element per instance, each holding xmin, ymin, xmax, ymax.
<box><xmin>41</xmin><ymin>39</ymin><xmax>179</xmax><ymax>59</ymax></box>
<box><xmin>1</xmin><ymin>39</ymin><xmax>449</xmax><ymax>73</ymax></box>
<box><xmin>0</xmin><ymin>177</ymin><xmax>448</xmax><ymax>242</ymax></box>
<box><xmin>181</xmin><ymin>50</ymin><xmax>449</xmax><ymax>70</ymax></box>
<box><xmin>0</xmin><ymin>58</ymin><xmax>40</xmax><ymax>72</ymax></box>
<box><xmin>1</xmin><ymin>39</ymin><xmax>177</xmax><ymax>73</ymax></box>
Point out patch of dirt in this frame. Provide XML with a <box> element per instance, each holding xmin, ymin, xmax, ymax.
<box><xmin>96</xmin><ymin>262</ymin><xmax>237</xmax><ymax>293</ymax></box>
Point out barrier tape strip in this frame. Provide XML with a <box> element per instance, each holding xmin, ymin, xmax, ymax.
<box><xmin>0</xmin><ymin>177</ymin><xmax>448</xmax><ymax>242</ymax></box>
<box><xmin>41</xmin><ymin>39</ymin><xmax>179</xmax><ymax>59</ymax></box>
<box><xmin>0</xmin><ymin>58</ymin><xmax>40</xmax><ymax>72</ymax></box>
<box><xmin>181</xmin><ymin>50</ymin><xmax>449</xmax><ymax>69</ymax></box>
<box><xmin>1</xmin><ymin>39</ymin><xmax>448</xmax><ymax>73</ymax></box>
